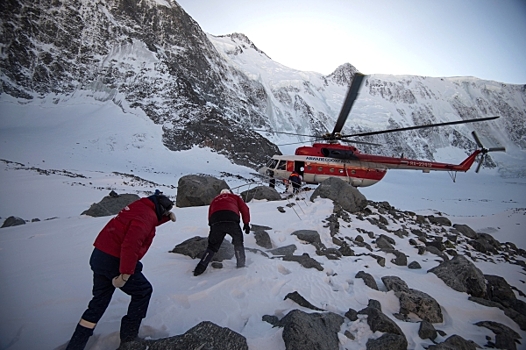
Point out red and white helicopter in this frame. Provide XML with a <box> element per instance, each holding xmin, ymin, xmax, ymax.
<box><xmin>258</xmin><ymin>73</ymin><xmax>505</xmax><ymax>187</ymax></box>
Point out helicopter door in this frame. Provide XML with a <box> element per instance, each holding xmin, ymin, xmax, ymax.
<box><xmin>294</xmin><ymin>161</ymin><xmax>305</xmax><ymax>176</ymax></box>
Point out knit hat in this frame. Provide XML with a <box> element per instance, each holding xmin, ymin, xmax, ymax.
<box><xmin>148</xmin><ymin>190</ymin><xmax>174</xmax><ymax>221</ymax></box>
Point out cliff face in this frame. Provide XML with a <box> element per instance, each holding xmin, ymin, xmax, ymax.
<box><xmin>1</xmin><ymin>0</ymin><xmax>525</xmax><ymax>174</ymax></box>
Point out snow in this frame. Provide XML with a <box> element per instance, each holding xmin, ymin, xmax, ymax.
<box><xmin>1</xmin><ymin>94</ymin><xmax>526</xmax><ymax>350</ymax></box>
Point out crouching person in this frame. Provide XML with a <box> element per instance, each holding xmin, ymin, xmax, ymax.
<box><xmin>65</xmin><ymin>190</ymin><xmax>176</xmax><ymax>349</ymax></box>
<box><xmin>194</xmin><ymin>189</ymin><xmax>251</xmax><ymax>276</ymax></box>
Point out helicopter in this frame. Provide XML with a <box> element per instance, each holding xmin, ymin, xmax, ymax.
<box><xmin>257</xmin><ymin>73</ymin><xmax>505</xmax><ymax>188</ymax></box>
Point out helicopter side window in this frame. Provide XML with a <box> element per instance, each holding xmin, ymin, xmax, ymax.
<box><xmin>339</xmin><ymin>169</ymin><xmax>344</xmax><ymax>174</ymax></box>
<box><xmin>317</xmin><ymin>166</ymin><xmax>323</xmax><ymax>172</ymax></box>
<box><xmin>330</xmin><ymin>168</ymin><xmax>335</xmax><ymax>173</ymax></box>
<box><xmin>277</xmin><ymin>161</ymin><xmax>286</xmax><ymax>170</ymax></box>
<box><xmin>266</xmin><ymin>159</ymin><xmax>278</xmax><ymax>169</ymax></box>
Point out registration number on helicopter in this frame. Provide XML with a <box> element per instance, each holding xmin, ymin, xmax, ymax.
<box><xmin>408</xmin><ymin>161</ymin><xmax>432</xmax><ymax>167</ymax></box>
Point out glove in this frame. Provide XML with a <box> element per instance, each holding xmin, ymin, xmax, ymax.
<box><xmin>112</xmin><ymin>274</ymin><xmax>131</xmax><ymax>288</ymax></box>
<box><xmin>169</xmin><ymin>212</ymin><xmax>176</xmax><ymax>222</ymax></box>
<box><xmin>243</xmin><ymin>223</ymin><xmax>250</xmax><ymax>235</ymax></box>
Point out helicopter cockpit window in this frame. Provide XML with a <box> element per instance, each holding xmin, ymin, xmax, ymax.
<box><xmin>277</xmin><ymin>160</ymin><xmax>287</xmax><ymax>170</ymax></box>
<box><xmin>266</xmin><ymin>159</ymin><xmax>278</xmax><ymax>169</ymax></box>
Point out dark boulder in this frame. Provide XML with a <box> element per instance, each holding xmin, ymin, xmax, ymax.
<box><xmin>310</xmin><ymin>177</ymin><xmax>367</xmax><ymax>213</ymax></box>
<box><xmin>427</xmin><ymin>334</ymin><xmax>478</xmax><ymax>350</ymax></box>
<box><xmin>176</xmin><ymin>175</ymin><xmax>229</xmax><ymax>208</ymax></box>
<box><xmin>170</xmin><ymin>236</ymin><xmax>234</xmax><ymax>262</ymax></box>
<box><xmin>428</xmin><ymin>254</ymin><xmax>487</xmax><ymax>298</ymax></box>
<box><xmin>118</xmin><ymin>321</ymin><xmax>248</xmax><ymax>350</ymax></box>
<box><xmin>280</xmin><ymin>310</ymin><xmax>344</xmax><ymax>350</ymax></box>
<box><xmin>81</xmin><ymin>192</ymin><xmax>140</xmax><ymax>217</ymax></box>
<box><xmin>453</xmin><ymin>224</ymin><xmax>478</xmax><ymax>239</ymax></box>
<box><xmin>240</xmin><ymin>185</ymin><xmax>281</xmax><ymax>202</ymax></box>
<box><xmin>381</xmin><ymin>275</ymin><xmax>443</xmax><ymax>323</ymax></box>
<box><xmin>355</xmin><ymin>271</ymin><xmax>379</xmax><ymax>290</ymax></box>
<box><xmin>1</xmin><ymin>216</ymin><xmax>26</xmax><ymax>228</ymax></box>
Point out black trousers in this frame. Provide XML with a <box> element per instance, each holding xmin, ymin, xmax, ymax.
<box><xmin>81</xmin><ymin>248</ymin><xmax>152</xmax><ymax>327</ymax></box>
<box><xmin>208</xmin><ymin>222</ymin><xmax>244</xmax><ymax>252</ymax></box>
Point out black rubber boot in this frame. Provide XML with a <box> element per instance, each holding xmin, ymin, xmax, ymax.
<box><xmin>65</xmin><ymin>324</ymin><xmax>93</xmax><ymax>350</ymax></box>
<box><xmin>235</xmin><ymin>245</ymin><xmax>246</xmax><ymax>268</ymax></box>
<box><xmin>120</xmin><ymin>316</ymin><xmax>142</xmax><ymax>343</ymax></box>
<box><xmin>194</xmin><ymin>248</ymin><xmax>215</xmax><ymax>276</ymax></box>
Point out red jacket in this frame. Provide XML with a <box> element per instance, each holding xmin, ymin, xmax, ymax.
<box><xmin>93</xmin><ymin>198</ymin><xmax>169</xmax><ymax>274</ymax></box>
<box><xmin>208</xmin><ymin>193</ymin><xmax>250</xmax><ymax>225</ymax></box>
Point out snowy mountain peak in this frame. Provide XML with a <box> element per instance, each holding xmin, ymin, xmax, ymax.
<box><xmin>327</xmin><ymin>62</ymin><xmax>360</xmax><ymax>86</ymax></box>
<box><xmin>1</xmin><ymin>0</ymin><xmax>525</xmax><ymax>176</ymax></box>
<box><xmin>216</xmin><ymin>33</ymin><xmax>271</xmax><ymax>59</ymax></box>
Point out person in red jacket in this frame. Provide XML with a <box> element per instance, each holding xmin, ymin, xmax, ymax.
<box><xmin>193</xmin><ymin>189</ymin><xmax>250</xmax><ymax>276</ymax></box>
<box><xmin>65</xmin><ymin>190</ymin><xmax>176</xmax><ymax>350</ymax></box>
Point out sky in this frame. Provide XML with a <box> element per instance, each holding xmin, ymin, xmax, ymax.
<box><xmin>175</xmin><ymin>0</ymin><xmax>526</xmax><ymax>84</ymax></box>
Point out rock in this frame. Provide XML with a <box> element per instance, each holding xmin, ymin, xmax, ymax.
<box><xmin>418</xmin><ymin>320</ymin><xmax>437</xmax><ymax>340</ymax></box>
<box><xmin>428</xmin><ymin>254</ymin><xmax>487</xmax><ymax>298</ymax></box>
<box><xmin>469</xmin><ymin>233</ymin><xmax>501</xmax><ymax>255</ymax></box>
<box><xmin>1</xmin><ymin>216</ymin><xmax>26</xmax><ymax>228</ymax></box>
<box><xmin>268</xmin><ymin>244</ymin><xmax>297</xmax><ymax>256</ymax></box>
<box><xmin>355</xmin><ymin>271</ymin><xmax>379</xmax><ymax>290</ymax></box>
<box><xmin>291</xmin><ymin>230</ymin><xmax>323</xmax><ymax>248</ymax></box>
<box><xmin>384</xmin><ymin>249</ymin><xmax>408</xmax><ymax>266</ymax></box>
<box><xmin>453</xmin><ymin>224</ymin><xmax>478</xmax><ymax>239</ymax></box>
<box><xmin>117</xmin><ymin>321</ymin><xmax>248</xmax><ymax>350</ymax></box>
<box><xmin>262</xmin><ymin>315</ymin><xmax>281</xmax><ymax>327</ymax></box>
<box><xmin>358</xmin><ymin>302</ymin><xmax>407</xmax><ymax>349</ymax></box>
<box><xmin>280</xmin><ymin>310</ymin><xmax>344</xmax><ymax>350</ymax></box>
<box><xmin>427</xmin><ymin>215</ymin><xmax>452</xmax><ymax>226</ymax></box>
<box><xmin>427</xmin><ymin>334</ymin><xmax>478</xmax><ymax>350</ymax></box>
<box><xmin>170</xmin><ymin>236</ymin><xmax>234</xmax><ymax>262</ymax></box>
<box><xmin>239</xmin><ymin>185</ymin><xmax>281</xmax><ymax>202</ymax></box>
<box><xmin>475</xmin><ymin>320</ymin><xmax>522</xmax><ymax>350</ymax></box>
<box><xmin>345</xmin><ymin>308</ymin><xmax>358</xmax><ymax>321</ymax></box>
<box><xmin>176</xmin><ymin>175</ymin><xmax>229</xmax><ymax>208</ymax></box>
<box><xmin>254</xmin><ymin>230</ymin><xmax>272</xmax><ymax>249</ymax></box>
<box><xmin>408</xmin><ymin>261</ymin><xmax>422</xmax><ymax>269</ymax></box>
<box><xmin>376</xmin><ymin>236</ymin><xmax>395</xmax><ymax>250</ymax></box>
<box><xmin>469</xmin><ymin>297</ymin><xmax>526</xmax><ymax>331</ymax></box>
<box><xmin>284</xmin><ymin>291</ymin><xmax>324</xmax><ymax>311</ymax></box>
<box><xmin>485</xmin><ymin>274</ymin><xmax>519</xmax><ymax>307</ymax></box>
<box><xmin>382</xmin><ymin>276</ymin><xmax>443</xmax><ymax>323</ymax></box>
<box><xmin>310</xmin><ymin>177</ymin><xmax>367</xmax><ymax>213</ymax></box>
<box><xmin>426</xmin><ymin>245</ymin><xmax>449</xmax><ymax>261</ymax></box>
<box><xmin>366</xmin><ymin>333</ymin><xmax>408</xmax><ymax>350</ymax></box>
<box><xmin>282</xmin><ymin>253</ymin><xmax>323</xmax><ymax>271</ymax></box>
<box><xmin>81</xmin><ymin>192</ymin><xmax>140</xmax><ymax>217</ymax></box>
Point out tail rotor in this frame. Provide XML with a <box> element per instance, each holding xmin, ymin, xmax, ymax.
<box><xmin>472</xmin><ymin>131</ymin><xmax>506</xmax><ymax>173</ymax></box>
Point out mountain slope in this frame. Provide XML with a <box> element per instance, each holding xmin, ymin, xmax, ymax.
<box><xmin>1</xmin><ymin>0</ymin><xmax>525</xmax><ymax>176</ymax></box>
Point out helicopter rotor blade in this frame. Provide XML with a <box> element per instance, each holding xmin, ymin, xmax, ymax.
<box><xmin>331</xmin><ymin>73</ymin><xmax>366</xmax><ymax>137</ymax></box>
<box><xmin>340</xmin><ymin>138</ymin><xmax>382</xmax><ymax>146</ymax></box>
<box><xmin>252</xmin><ymin>130</ymin><xmax>321</xmax><ymax>138</ymax></box>
<box><xmin>476</xmin><ymin>155</ymin><xmax>484</xmax><ymax>173</ymax></box>
<box><xmin>340</xmin><ymin>116</ymin><xmax>500</xmax><ymax>138</ymax></box>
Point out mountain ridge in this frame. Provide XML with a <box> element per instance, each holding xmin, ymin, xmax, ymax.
<box><xmin>1</xmin><ymin>0</ymin><xmax>525</xmax><ymax>175</ymax></box>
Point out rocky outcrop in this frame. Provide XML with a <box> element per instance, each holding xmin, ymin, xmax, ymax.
<box><xmin>118</xmin><ymin>321</ymin><xmax>248</xmax><ymax>350</ymax></box>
